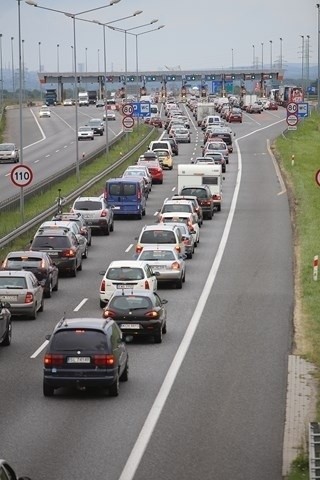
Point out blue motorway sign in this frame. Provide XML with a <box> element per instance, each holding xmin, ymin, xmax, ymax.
<box><xmin>297</xmin><ymin>102</ymin><xmax>309</xmax><ymax>118</ymax></box>
<box><xmin>132</xmin><ymin>101</ymin><xmax>151</xmax><ymax>118</ymax></box>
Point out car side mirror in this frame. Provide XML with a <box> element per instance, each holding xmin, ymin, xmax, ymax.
<box><xmin>45</xmin><ymin>334</ymin><xmax>51</xmax><ymax>341</ymax></box>
<box><xmin>99</xmin><ymin>270</ymin><xmax>106</xmax><ymax>275</ymax></box>
<box><xmin>161</xmin><ymin>299</ymin><xmax>168</xmax><ymax>304</ymax></box>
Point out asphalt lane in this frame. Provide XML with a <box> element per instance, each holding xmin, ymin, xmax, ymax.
<box><xmin>0</xmin><ymin>105</ymin><xmax>292</xmax><ymax>480</ymax></box>
<box><xmin>0</xmin><ymin>105</ymin><xmax>123</xmax><ymax>203</ymax></box>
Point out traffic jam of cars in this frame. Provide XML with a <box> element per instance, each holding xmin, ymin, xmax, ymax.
<box><xmin>0</xmin><ymin>93</ymin><xmax>243</xmax><ymax>399</ymax></box>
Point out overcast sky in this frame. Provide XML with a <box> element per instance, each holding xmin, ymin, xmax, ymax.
<box><xmin>0</xmin><ymin>0</ymin><xmax>317</xmax><ymax>74</ymax></box>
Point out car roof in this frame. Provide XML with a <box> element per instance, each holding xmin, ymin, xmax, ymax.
<box><xmin>33</xmin><ymin>228</ymin><xmax>71</xmax><ymax>236</ymax></box>
<box><xmin>138</xmin><ymin>245</ymin><xmax>178</xmax><ymax>252</ymax></box>
<box><xmin>5</xmin><ymin>250</ymin><xmax>49</xmax><ymax>258</ymax></box>
<box><xmin>75</xmin><ymin>196</ymin><xmax>104</xmax><ymax>202</ymax></box>
<box><xmin>107</xmin><ymin>177</ymin><xmax>142</xmax><ymax>184</ymax></box>
<box><xmin>0</xmin><ymin>270</ymin><xmax>34</xmax><ymax>277</ymax></box>
<box><xmin>53</xmin><ymin>317</ymin><xmax>112</xmax><ymax>331</ymax></box>
<box><xmin>142</xmin><ymin>224</ymin><xmax>179</xmax><ymax>232</ymax></box>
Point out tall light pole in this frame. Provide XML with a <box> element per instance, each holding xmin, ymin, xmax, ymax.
<box><xmin>261</xmin><ymin>42</ymin><xmax>264</xmax><ymax>71</ymax></box>
<box><xmin>22</xmin><ymin>39</ymin><xmax>25</xmax><ymax>103</ymax></box>
<box><xmin>252</xmin><ymin>44</ymin><xmax>255</xmax><ymax>69</ymax></box>
<box><xmin>25</xmin><ymin>0</ymin><xmax>122</xmax><ymax>181</ymax></box>
<box><xmin>280</xmin><ymin>37</ymin><xmax>283</xmax><ymax>70</ymax></box>
<box><xmin>11</xmin><ymin>36</ymin><xmax>15</xmax><ymax>94</ymax></box>
<box><xmin>0</xmin><ymin>34</ymin><xmax>3</xmax><ymax>110</ymax></box>
<box><xmin>17</xmin><ymin>0</ymin><xmax>25</xmax><ymax>219</ymax></box>
<box><xmin>85</xmin><ymin>47</ymin><xmax>88</xmax><ymax>89</ymax></box>
<box><xmin>109</xmin><ymin>19</ymin><xmax>159</xmax><ymax>100</ymax></box>
<box><xmin>269</xmin><ymin>40</ymin><xmax>273</xmax><ymax>70</ymax></box>
<box><xmin>317</xmin><ymin>4</ymin><xmax>320</xmax><ymax>110</ymax></box>
<box><xmin>306</xmin><ymin>35</ymin><xmax>310</xmax><ymax>97</ymax></box>
<box><xmin>57</xmin><ymin>43</ymin><xmax>60</xmax><ymax>72</ymax></box>
<box><xmin>97</xmin><ymin>48</ymin><xmax>100</xmax><ymax>73</ymax></box>
<box><xmin>38</xmin><ymin>40</ymin><xmax>42</xmax><ymax>101</ymax></box>
<box><xmin>301</xmin><ymin>35</ymin><xmax>305</xmax><ymax>93</ymax></box>
<box><xmin>231</xmin><ymin>48</ymin><xmax>234</xmax><ymax>71</ymax></box>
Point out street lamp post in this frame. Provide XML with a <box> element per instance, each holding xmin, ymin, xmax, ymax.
<box><xmin>317</xmin><ymin>4</ymin><xmax>320</xmax><ymax>110</ymax></box>
<box><xmin>261</xmin><ymin>42</ymin><xmax>264</xmax><ymax>71</ymax></box>
<box><xmin>108</xmin><ymin>19</ymin><xmax>159</xmax><ymax>100</ymax></box>
<box><xmin>301</xmin><ymin>35</ymin><xmax>305</xmax><ymax>93</ymax></box>
<box><xmin>11</xmin><ymin>36</ymin><xmax>15</xmax><ymax>95</ymax></box>
<box><xmin>280</xmin><ymin>37</ymin><xmax>283</xmax><ymax>70</ymax></box>
<box><xmin>17</xmin><ymin>0</ymin><xmax>25</xmax><ymax>219</ymax></box>
<box><xmin>0</xmin><ymin>34</ymin><xmax>3</xmax><ymax>110</ymax></box>
<box><xmin>38</xmin><ymin>40</ymin><xmax>42</xmax><ymax>101</ymax></box>
<box><xmin>57</xmin><ymin>44</ymin><xmax>60</xmax><ymax>72</ymax></box>
<box><xmin>25</xmin><ymin>0</ymin><xmax>122</xmax><ymax>182</ymax></box>
<box><xmin>98</xmin><ymin>48</ymin><xmax>100</xmax><ymax>73</ymax></box>
<box><xmin>306</xmin><ymin>35</ymin><xmax>310</xmax><ymax>97</ymax></box>
<box><xmin>252</xmin><ymin>44</ymin><xmax>255</xmax><ymax>69</ymax></box>
<box><xmin>85</xmin><ymin>47</ymin><xmax>88</xmax><ymax>89</ymax></box>
<box><xmin>22</xmin><ymin>39</ymin><xmax>25</xmax><ymax>103</ymax></box>
<box><xmin>269</xmin><ymin>40</ymin><xmax>273</xmax><ymax>70</ymax></box>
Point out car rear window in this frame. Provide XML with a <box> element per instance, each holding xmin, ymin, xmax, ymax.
<box><xmin>6</xmin><ymin>257</ymin><xmax>43</xmax><ymax>268</ymax></box>
<box><xmin>51</xmin><ymin>330</ymin><xmax>108</xmax><ymax>351</ymax></box>
<box><xmin>139</xmin><ymin>250</ymin><xmax>175</xmax><ymax>261</ymax></box>
<box><xmin>107</xmin><ymin>267</ymin><xmax>144</xmax><ymax>281</ymax></box>
<box><xmin>162</xmin><ymin>204</ymin><xmax>191</xmax><ymax>213</ymax></box>
<box><xmin>0</xmin><ymin>277</ymin><xmax>27</xmax><ymax>288</ymax></box>
<box><xmin>180</xmin><ymin>188</ymin><xmax>208</xmax><ymax>198</ymax></box>
<box><xmin>74</xmin><ymin>200</ymin><xmax>102</xmax><ymax>210</ymax></box>
<box><xmin>108</xmin><ymin>183</ymin><xmax>137</xmax><ymax>196</ymax></box>
<box><xmin>109</xmin><ymin>295</ymin><xmax>152</xmax><ymax>310</ymax></box>
<box><xmin>32</xmin><ymin>236</ymin><xmax>70</xmax><ymax>249</ymax></box>
<box><xmin>140</xmin><ymin>230</ymin><xmax>176</xmax><ymax>244</ymax></box>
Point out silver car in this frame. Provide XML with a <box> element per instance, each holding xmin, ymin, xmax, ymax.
<box><xmin>72</xmin><ymin>196</ymin><xmax>114</xmax><ymax>235</ymax></box>
<box><xmin>78</xmin><ymin>126</ymin><xmax>94</xmax><ymax>140</ymax></box>
<box><xmin>0</xmin><ymin>270</ymin><xmax>44</xmax><ymax>319</ymax></box>
<box><xmin>173</xmin><ymin>127</ymin><xmax>191</xmax><ymax>143</ymax></box>
<box><xmin>0</xmin><ymin>143</ymin><xmax>19</xmax><ymax>163</ymax></box>
<box><xmin>137</xmin><ymin>246</ymin><xmax>186</xmax><ymax>289</ymax></box>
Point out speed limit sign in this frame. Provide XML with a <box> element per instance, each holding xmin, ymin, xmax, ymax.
<box><xmin>121</xmin><ymin>103</ymin><xmax>134</xmax><ymax>116</ymax></box>
<box><xmin>287</xmin><ymin>102</ymin><xmax>298</xmax><ymax>114</ymax></box>
<box><xmin>10</xmin><ymin>164</ymin><xmax>33</xmax><ymax>187</ymax></box>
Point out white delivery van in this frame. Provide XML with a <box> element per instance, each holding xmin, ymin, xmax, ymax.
<box><xmin>177</xmin><ymin>164</ymin><xmax>223</xmax><ymax>211</ymax></box>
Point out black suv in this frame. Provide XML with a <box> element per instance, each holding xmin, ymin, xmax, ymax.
<box><xmin>162</xmin><ymin>135</ymin><xmax>179</xmax><ymax>156</ymax></box>
<box><xmin>43</xmin><ymin>317</ymin><xmax>129</xmax><ymax>397</ymax></box>
<box><xmin>179</xmin><ymin>185</ymin><xmax>215</xmax><ymax>220</ymax></box>
<box><xmin>30</xmin><ymin>228</ymin><xmax>82</xmax><ymax>277</ymax></box>
<box><xmin>52</xmin><ymin>212</ymin><xmax>92</xmax><ymax>246</ymax></box>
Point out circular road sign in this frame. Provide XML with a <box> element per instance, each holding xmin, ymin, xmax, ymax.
<box><xmin>315</xmin><ymin>169</ymin><xmax>320</xmax><ymax>187</ymax></box>
<box><xmin>286</xmin><ymin>114</ymin><xmax>298</xmax><ymax>126</ymax></box>
<box><xmin>287</xmin><ymin>102</ymin><xmax>298</xmax><ymax>114</ymax></box>
<box><xmin>10</xmin><ymin>164</ymin><xmax>33</xmax><ymax>187</ymax></box>
<box><xmin>122</xmin><ymin>116</ymin><xmax>134</xmax><ymax>128</ymax></box>
<box><xmin>121</xmin><ymin>103</ymin><xmax>134</xmax><ymax>116</ymax></box>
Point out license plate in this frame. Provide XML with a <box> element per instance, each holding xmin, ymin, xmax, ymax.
<box><xmin>116</xmin><ymin>284</ymin><xmax>133</xmax><ymax>289</ymax></box>
<box><xmin>49</xmin><ymin>252</ymin><xmax>58</xmax><ymax>256</ymax></box>
<box><xmin>120</xmin><ymin>324</ymin><xmax>140</xmax><ymax>329</ymax></box>
<box><xmin>0</xmin><ymin>295</ymin><xmax>17</xmax><ymax>301</ymax></box>
<box><xmin>113</xmin><ymin>206</ymin><xmax>120</xmax><ymax>210</ymax></box>
<box><xmin>67</xmin><ymin>357</ymin><xmax>91</xmax><ymax>363</ymax></box>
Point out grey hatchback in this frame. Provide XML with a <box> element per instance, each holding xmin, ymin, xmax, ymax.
<box><xmin>71</xmin><ymin>196</ymin><xmax>114</xmax><ymax>235</ymax></box>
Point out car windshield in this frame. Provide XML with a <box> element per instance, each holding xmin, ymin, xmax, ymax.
<box><xmin>109</xmin><ymin>295</ymin><xmax>152</xmax><ymax>310</ymax></box>
<box><xmin>0</xmin><ymin>277</ymin><xmax>27</xmax><ymax>288</ymax></box>
<box><xmin>74</xmin><ymin>201</ymin><xmax>102</xmax><ymax>210</ymax></box>
<box><xmin>0</xmin><ymin>144</ymin><xmax>14</xmax><ymax>151</ymax></box>
<box><xmin>181</xmin><ymin>188</ymin><xmax>208</xmax><ymax>198</ymax></box>
<box><xmin>106</xmin><ymin>267</ymin><xmax>144</xmax><ymax>281</ymax></box>
<box><xmin>51</xmin><ymin>330</ymin><xmax>108</xmax><ymax>351</ymax></box>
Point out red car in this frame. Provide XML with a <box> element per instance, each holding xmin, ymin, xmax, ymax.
<box><xmin>267</xmin><ymin>101</ymin><xmax>278</xmax><ymax>110</ymax></box>
<box><xmin>228</xmin><ymin>108</ymin><xmax>243</xmax><ymax>123</ymax></box>
<box><xmin>137</xmin><ymin>159</ymin><xmax>163</xmax><ymax>184</ymax></box>
<box><xmin>149</xmin><ymin>116</ymin><xmax>163</xmax><ymax>128</ymax></box>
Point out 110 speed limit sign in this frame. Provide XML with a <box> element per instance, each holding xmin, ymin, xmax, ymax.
<box><xmin>10</xmin><ymin>164</ymin><xmax>33</xmax><ymax>187</ymax></box>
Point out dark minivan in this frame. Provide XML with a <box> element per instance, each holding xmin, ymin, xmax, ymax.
<box><xmin>105</xmin><ymin>177</ymin><xmax>147</xmax><ymax>219</ymax></box>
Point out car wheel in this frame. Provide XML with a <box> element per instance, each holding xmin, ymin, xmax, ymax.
<box><xmin>217</xmin><ymin>204</ymin><xmax>221</xmax><ymax>212</ymax></box>
<box><xmin>83</xmin><ymin>246</ymin><xmax>88</xmax><ymax>259</ymax></box>
<box><xmin>176</xmin><ymin>277</ymin><xmax>183</xmax><ymax>289</ymax></box>
<box><xmin>187</xmin><ymin>252</ymin><xmax>193</xmax><ymax>259</ymax></box>
<box><xmin>154</xmin><ymin>328</ymin><xmax>163</xmax><ymax>344</ymax></box>
<box><xmin>104</xmin><ymin>225</ymin><xmax>110</xmax><ymax>236</ymax></box>
<box><xmin>78</xmin><ymin>260</ymin><xmax>82</xmax><ymax>271</ymax></box>
<box><xmin>110</xmin><ymin>221</ymin><xmax>114</xmax><ymax>233</ymax></box>
<box><xmin>137</xmin><ymin>211</ymin><xmax>143</xmax><ymax>220</ymax></box>
<box><xmin>52</xmin><ymin>277</ymin><xmax>58</xmax><ymax>292</ymax></box>
<box><xmin>207</xmin><ymin>211</ymin><xmax>213</xmax><ymax>220</ymax></box>
<box><xmin>142</xmin><ymin>208</ymin><xmax>146</xmax><ymax>217</ymax></box>
<box><xmin>71</xmin><ymin>265</ymin><xmax>77</xmax><ymax>277</ymax></box>
<box><xmin>45</xmin><ymin>280</ymin><xmax>52</xmax><ymax>298</ymax></box>
<box><xmin>109</xmin><ymin>375</ymin><xmax>120</xmax><ymax>397</ymax></box>
<box><xmin>120</xmin><ymin>361</ymin><xmax>129</xmax><ymax>382</ymax></box>
<box><xmin>162</xmin><ymin>322</ymin><xmax>167</xmax><ymax>334</ymax></box>
<box><xmin>100</xmin><ymin>299</ymin><xmax>106</xmax><ymax>308</ymax></box>
<box><xmin>43</xmin><ymin>381</ymin><xmax>54</xmax><ymax>397</ymax></box>
<box><xmin>39</xmin><ymin>297</ymin><xmax>44</xmax><ymax>312</ymax></box>
<box><xmin>2</xmin><ymin>322</ymin><xmax>12</xmax><ymax>346</ymax></box>
<box><xmin>88</xmin><ymin>236</ymin><xmax>92</xmax><ymax>246</ymax></box>
<box><xmin>30</xmin><ymin>305</ymin><xmax>37</xmax><ymax>320</ymax></box>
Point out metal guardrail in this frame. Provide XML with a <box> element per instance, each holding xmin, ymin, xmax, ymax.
<box><xmin>0</xmin><ymin>128</ymin><xmax>155</xmax><ymax>249</ymax></box>
<box><xmin>0</xmin><ymin>131</ymin><xmax>126</xmax><ymax>211</ymax></box>
<box><xmin>309</xmin><ymin>422</ymin><xmax>320</xmax><ymax>479</ymax></box>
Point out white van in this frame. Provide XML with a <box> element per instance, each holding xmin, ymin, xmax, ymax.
<box><xmin>149</xmin><ymin>140</ymin><xmax>173</xmax><ymax>157</ymax></box>
<box><xmin>177</xmin><ymin>164</ymin><xmax>223</xmax><ymax>211</ymax></box>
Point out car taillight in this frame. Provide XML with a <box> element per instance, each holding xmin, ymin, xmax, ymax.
<box><xmin>171</xmin><ymin>261</ymin><xmax>180</xmax><ymax>270</ymax></box>
<box><xmin>213</xmin><ymin>194</ymin><xmax>221</xmax><ymax>200</ymax></box>
<box><xmin>100</xmin><ymin>279</ymin><xmax>106</xmax><ymax>292</ymax></box>
<box><xmin>136</xmin><ymin>245</ymin><xmax>143</xmax><ymax>253</ymax></box>
<box><xmin>137</xmin><ymin>190</ymin><xmax>141</xmax><ymax>199</ymax></box>
<box><xmin>62</xmin><ymin>249</ymin><xmax>76</xmax><ymax>257</ymax></box>
<box><xmin>93</xmin><ymin>354</ymin><xmax>115</xmax><ymax>366</ymax></box>
<box><xmin>102</xmin><ymin>309</ymin><xmax>116</xmax><ymax>318</ymax></box>
<box><xmin>100</xmin><ymin>210</ymin><xmax>107</xmax><ymax>217</ymax></box>
<box><xmin>80</xmin><ymin>228</ymin><xmax>87</xmax><ymax>235</ymax></box>
<box><xmin>144</xmin><ymin>280</ymin><xmax>150</xmax><ymax>289</ymax></box>
<box><xmin>145</xmin><ymin>310</ymin><xmax>159</xmax><ymax>318</ymax></box>
<box><xmin>25</xmin><ymin>292</ymin><xmax>34</xmax><ymax>304</ymax></box>
<box><xmin>203</xmin><ymin>200</ymin><xmax>211</xmax><ymax>206</ymax></box>
<box><xmin>156</xmin><ymin>168</ymin><xmax>162</xmax><ymax>173</ymax></box>
<box><xmin>175</xmin><ymin>245</ymin><xmax>181</xmax><ymax>253</ymax></box>
<box><xmin>41</xmin><ymin>259</ymin><xmax>46</xmax><ymax>268</ymax></box>
<box><xmin>44</xmin><ymin>354</ymin><xmax>64</xmax><ymax>366</ymax></box>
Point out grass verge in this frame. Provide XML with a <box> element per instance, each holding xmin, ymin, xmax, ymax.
<box><xmin>0</xmin><ymin>125</ymin><xmax>159</xmax><ymax>259</ymax></box>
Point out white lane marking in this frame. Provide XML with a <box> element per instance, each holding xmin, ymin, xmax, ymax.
<box><xmin>126</xmin><ymin>244</ymin><xmax>133</xmax><ymax>253</ymax></box>
<box><xmin>50</xmin><ymin>110</ymin><xmax>75</xmax><ymax>132</ymax></box>
<box><xmin>45</xmin><ymin>154</ymin><xmax>50</xmax><ymax>158</ymax></box>
<box><xmin>118</xmin><ymin>120</ymin><xmax>243</xmax><ymax>480</ymax></box>
<box><xmin>153</xmin><ymin>211</ymin><xmax>159</xmax><ymax>216</ymax></box>
<box><xmin>63</xmin><ymin>145</ymin><xmax>68</xmax><ymax>148</ymax></box>
<box><xmin>23</xmin><ymin>109</ymin><xmax>46</xmax><ymax>149</ymax></box>
<box><xmin>267</xmin><ymin>138</ymin><xmax>286</xmax><ymax>195</ymax></box>
<box><xmin>172</xmin><ymin>186</ymin><xmax>176</xmax><ymax>191</ymax></box>
<box><xmin>74</xmin><ymin>298</ymin><xmax>88</xmax><ymax>311</ymax></box>
<box><xmin>30</xmin><ymin>340</ymin><xmax>49</xmax><ymax>358</ymax></box>
<box><xmin>34</xmin><ymin>160</ymin><xmax>39</xmax><ymax>163</ymax></box>
<box><xmin>118</xmin><ymin>117</ymin><xmax>285</xmax><ymax>480</ymax></box>
<box><xmin>55</xmin><ymin>150</ymin><xmax>60</xmax><ymax>153</ymax></box>
<box><xmin>5</xmin><ymin>173</ymin><xmax>10</xmax><ymax>177</ymax></box>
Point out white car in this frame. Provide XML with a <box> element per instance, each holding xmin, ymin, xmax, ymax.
<box><xmin>0</xmin><ymin>143</ymin><xmax>19</xmax><ymax>163</ymax></box>
<box><xmin>99</xmin><ymin>260</ymin><xmax>158</xmax><ymax>307</ymax></box>
<box><xmin>159</xmin><ymin>211</ymin><xmax>200</xmax><ymax>246</ymax></box>
<box><xmin>78</xmin><ymin>126</ymin><xmax>94</xmax><ymax>140</ymax></box>
<box><xmin>39</xmin><ymin>106</ymin><xmax>51</xmax><ymax>118</ymax></box>
<box><xmin>103</xmin><ymin>111</ymin><xmax>116</xmax><ymax>121</ymax></box>
<box><xmin>63</xmin><ymin>98</ymin><xmax>73</xmax><ymax>106</ymax></box>
<box><xmin>137</xmin><ymin>246</ymin><xmax>186</xmax><ymax>289</ymax></box>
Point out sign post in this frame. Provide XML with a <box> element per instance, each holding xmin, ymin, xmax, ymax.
<box><xmin>10</xmin><ymin>164</ymin><xmax>33</xmax><ymax>222</ymax></box>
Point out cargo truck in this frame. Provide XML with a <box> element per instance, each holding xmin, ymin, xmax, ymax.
<box><xmin>88</xmin><ymin>90</ymin><xmax>98</xmax><ymax>104</ymax></box>
<box><xmin>45</xmin><ymin>89</ymin><xmax>57</xmax><ymax>106</ymax></box>
<box><xmin>196</xmin><ymin>102</ymin><xmax>216</xmax><ymax>126</ymax></box>
<box><xmin>78</xmin><ymin>92</ymin><xmax>89</xmax><ymax>106</ymax></box>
